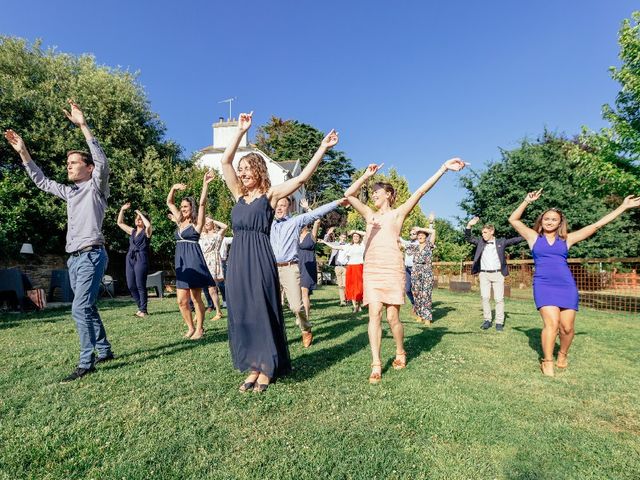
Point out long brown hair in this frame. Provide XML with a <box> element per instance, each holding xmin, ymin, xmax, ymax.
<box><xmin>179</xmin><ymin>196</ymin><xmax>197</xmax><ymax>223</ymax></box>
<box><xmin>533</xmin><ymin>208</ymin><xmax>568</xmax><ymax>239</ymax></box>
<box><xmin>372</xmin><ymin>182</ymin><xmax>397</xmax><ymax>207</ymax></box>
<box><xmin>239</xmin><ymin>153</ymin><xmax>271</xmax><ymax>196</ymax></box>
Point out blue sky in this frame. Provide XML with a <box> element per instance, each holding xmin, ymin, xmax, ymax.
<box><xmin>2</xmin><ymin>0</ymin><xmax>637</xmax><ymax>223</ymax></box>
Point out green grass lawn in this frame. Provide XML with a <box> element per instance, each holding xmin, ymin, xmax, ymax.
<box><xmin>1</xmin><ymin>287</ymin><xmax>639</xmax><ymax>479</ymax></box>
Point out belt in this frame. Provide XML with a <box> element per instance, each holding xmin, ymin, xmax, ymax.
<box><xmin>70</xmin><ymin>244</ymin><xmax>102</xmax><ymax>257</ymax></box>
<box><xmin>481</xmin><ymin>269</ymin><xmax>500</xmax><ymax>273</ymax></box>
<box><xmin>277</xmin><ymin>261</ymin><xmax>298</xmax><ymax>267</ymax></box>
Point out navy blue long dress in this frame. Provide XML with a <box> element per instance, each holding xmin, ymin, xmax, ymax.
<box><xmin>226</xmin><ymin>195</ymin><xmax>291</xmax><ymax>378</ymax></box>
<box><xmin>175</xmin><ymin>224</ymin><xmax>215</xmax><ymax>289</ymax></box>
<box><xmin>126</xmin><ymin>229</ymin><xmax>151</xmax><ymax>313</ymax></box>
<box><xmin>298</xmin><ymin>233</ymin><xmax>317</xmax><ymax>291</ymax></box>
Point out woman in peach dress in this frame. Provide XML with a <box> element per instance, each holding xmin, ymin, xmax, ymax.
<box><xmin>344</xmin><ymin>160</ymin><xmax>466</xmax><ymax>383</ymax></box>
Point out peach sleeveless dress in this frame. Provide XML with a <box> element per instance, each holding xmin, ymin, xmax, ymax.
<box><xmin>363</xmin><ymin>210</ymin><xmax>405</xmax><ymax>306</ymax></box>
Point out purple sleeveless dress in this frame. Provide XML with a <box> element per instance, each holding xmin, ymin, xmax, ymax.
<box><xmin>532</xmin><ymin>236</ymin><xmax>579</xmax><ymax>311</ymax></box>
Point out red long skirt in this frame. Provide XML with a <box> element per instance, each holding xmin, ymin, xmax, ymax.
<box><xmin>345</xmin><ymin>263</ymin><xmax>364</xmax><ymax>302</ymax></box>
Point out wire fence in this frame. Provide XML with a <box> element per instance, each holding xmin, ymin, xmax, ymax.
<box><xmin>433</xmin><ymin>257</ymin><xmax>640</xmax><ymax>315</ymax></box>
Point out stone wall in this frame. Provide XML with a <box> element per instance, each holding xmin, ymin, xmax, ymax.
<box><xmin>1</xmin><ymin>250</ymin><xmax>175</xmax><ymax>296</ymax></box>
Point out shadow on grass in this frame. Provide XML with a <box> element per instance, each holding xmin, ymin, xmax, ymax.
<box><xmin>0</xmin><ymin>310</ymin><xmax>71</xmax><ymax>330</ymax></box>
<box><xmin>512</xmin><ymin>326</ymin><xmax>585</xmax><ymax>358</ymax></box>
<box><xmin>286</xmin><ymin>330</ymin><xmax>370</xmax><ymax>383</ymax></box>
<box><xmin>392</xmin><ymin>327</ymin><xmax>475</xmax><ymax>371</ymax></box>
<box><xmin>99</xmin><ymin>331</ymin><xmax>228</xmax><ymax>372</ymax></box>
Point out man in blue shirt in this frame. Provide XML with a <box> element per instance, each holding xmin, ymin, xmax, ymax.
<box><xmin>270</xmin><ymin>197</ymin><xmax>346</xmax><ymax>347</ymax></box>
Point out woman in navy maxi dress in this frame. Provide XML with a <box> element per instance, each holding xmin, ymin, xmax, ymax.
<box><xmin>167</xmin><ymin>171</ymin><xmax>216</xmax><ymax>340</ymax></box>
<box><xmin>509</xmin><ymin>189</ymin><xmax>640</xmax><ymax>377</ymax></box>
<box><xmin>219</xmin><ymin>111</ymin><xmax>339</xmax><ymax>392</ymax></box>
<box><xmin>226</xmin><ymin>195</ymin><xmax>291</xmax><ymax>380</ymax></box>
<box><xmin>117</xmin><ymin>203</ymin><xmax>152</xmax><ymax>317</ymax></box>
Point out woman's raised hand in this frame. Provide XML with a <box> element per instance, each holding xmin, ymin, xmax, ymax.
<box><xmin>621</xmin><ymin>195</ymin><xmax>640</xmax><ymax>210</ymax></box>
<box><xmin>321</xmin><ymin>129</ymin><xmax>339</xmax><ymax>149</ymax></box>
<box><xmin>443</xmin><ymin>158</ymin><xmax>466</xmax><ymax>172</ymax></box>
<box><xmin>525</xmin><ymin>188</ymin><xmax>543</xmax><ymax>204</ymax></box>
<box><xmin>363</xmin><ymin>163</ymin><xmax>383</xmax><ymax>179</ymax></box>
<box><xmin>172</xmin><ymin>183</ymin><xmax>187</xmax><ymax>191</ymax></box>
<box><xmin>203</xmin><ymin>169</ymin><xmax>216</xmax><ymax>185</ymax></box>
<box><xmin>238</xmin><ymin>112</ymin><xmax>253</xmax><ymax>133</ymax></box>
<box><xmin>121</xmin><ymin>202</ymin><xmax>131</xmax><ymax>211</ymax></box>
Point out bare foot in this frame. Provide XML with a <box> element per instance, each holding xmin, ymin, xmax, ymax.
<box><xmin>211</xmin><ymin>312</ymin><xmax>223</xmax><ymax>321</ymax></box>
<box><xmin>190</xmin><ymin>329</ymin><xmax>204</xmax><ymax>340</ymax></box>
<box><xmin>184</xmin><ymin>329</ymin><xmax>195</xmax><ymax>338</ymax></box>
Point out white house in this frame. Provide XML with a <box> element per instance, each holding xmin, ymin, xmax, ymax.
<box><xmin>198</xmin><ymin>118</ymin><xmax>305</xmax><ymax>212</ymax></box>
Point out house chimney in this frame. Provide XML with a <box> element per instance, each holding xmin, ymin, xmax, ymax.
<box><xmin>212</xmin><ymin>118</ymin><xmax>247</xmax><ymax>149</ymax></box>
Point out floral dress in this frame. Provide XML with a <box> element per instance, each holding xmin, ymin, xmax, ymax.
<box><xmin>199</xmin><ymin>232</ymin><xmax>224</xmax><ymax>280</ymax></box>
<box><xmin>406</xmin><ymin>243</ymin><xmax>435</xmax><ymax>321</ymax></box>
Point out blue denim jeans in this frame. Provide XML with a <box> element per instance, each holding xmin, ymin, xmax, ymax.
<box><xmin>67</xmin><ymin>247</ymin><xmax>112</xmax><ymax>368</ymax></box>
<box><xmin>405</xmin><ymin>266</ymin><xmax>415</xmax><ymax>306</ymax></box>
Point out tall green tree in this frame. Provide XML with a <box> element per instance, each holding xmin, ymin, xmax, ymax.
<box><xmin>460</xmin><ymin>133</ymin><xmax>640</xmax><ymax>258</ymax></box>
<box><xmin>255</xmin><ymin>116</ymin><xmax>355</xmax><ymax>204</ymax></box>
<box><xmin>0</xmin><ymin>37</ymin><xmax>186</xmax><ymax>260</ymax></box>
<box><xmin>569</xmin><ymin>11</ymin><xmax>640</xmax><ymax>196</ymax></box>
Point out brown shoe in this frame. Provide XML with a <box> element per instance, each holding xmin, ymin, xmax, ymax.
<box><xmin>302</xmin><ymin>331</ymin><xmax>313</xmax><ymax>348</ymax></box>
<box><xmin>392</xmin><ymin>351</ymin><xmax>407</xmax><ymax>370</ymax></box>
<box><xmin>369</xmin><ymin>363</ymin><xmax>382</xmax><ymax>384</ymax></box>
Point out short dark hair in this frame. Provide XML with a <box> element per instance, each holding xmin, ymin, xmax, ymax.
<box><xmin>67</xmin><ymin>150</ymin><xmax>94</xmax><ymax>166</ymax></box>
<box><xmin>482</xmin><ymin>224</ymin><xmax>495</xmax><ymax>232</ymax></box>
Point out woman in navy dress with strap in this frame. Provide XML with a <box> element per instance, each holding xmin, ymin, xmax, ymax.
<box><xmin>220</xmin><ymin>111</ymin><xmax>339</xmax><ymax>393</ymax></box>
<box><xmin>167</xmin><ymin>170</ymin><xmax>216</xmax><ymax>340</ymax></box>
<box><xmin>117</xmin><ymin>202</ymin><xmax>153</xmax><ymax>317</ymax></box>
<box><xmin>509</xmin><ymin>188</ymin><xmax>640</xmax><ymax>377</ymax></box>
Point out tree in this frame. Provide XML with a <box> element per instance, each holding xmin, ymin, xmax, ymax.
<box><xmin>459</xmin><ymin>133</ymin><xmax>640</xmax><ymax>258</ymax></box>
<box><xmin>0</xmin><ymin>37</ymin><xmax>186</xmax><ymax>260</ymax></box>
<box><xmin>568</xmin><ymin>12</ymin><xmax>640</xmax><ymax>196</ymax></box>
<box><xmin>255</xmin><ymin>116</ymin><xmax>355</xmax><ymax>204</ymax></box>
<box><xmin>431</xmin><ymin>218</ymin><xmax>473</xmax><ymax>263</ymax></box>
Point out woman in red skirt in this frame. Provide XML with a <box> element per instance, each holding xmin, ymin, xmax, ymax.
<box><xmin>322</xmin><ymin>230</ymin><xmax>365</xmax><ymax>312</ymax></box>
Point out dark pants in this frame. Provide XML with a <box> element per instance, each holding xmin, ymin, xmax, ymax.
<box><xmin>405</xmin><ymin>266</ymin><xmax>415</xmax><ymax>306</ymax></box>
<box><xmin>126</xmin><ymin>255</ymin><xmax>148</xmax><ymax>313</ymax></box>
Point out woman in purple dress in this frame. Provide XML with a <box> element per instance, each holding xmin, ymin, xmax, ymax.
<box><xmin>509</xmin><ymin>189</ymin><xmax>640</xmax><ymax>377</ymax></box>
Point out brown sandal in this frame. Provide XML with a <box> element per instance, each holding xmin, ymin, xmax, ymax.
<box><xmin>392</xmin><ymin>351</ymin><xmax>407</xmax><ymax>370</ymax></box>
<box><xmin>369</xmin><ymin>363</ymin><xmax>382</xmax><ymax>384</ymax></box>
<box><xmin>556</xmin><ymin>351</ymin><xmax>568</xmax><ymax>369</ymax></box>
<box><xmin>540</xmin><ymin>359</ymin><xmax>555</xmax><ymax>377</ymax></box>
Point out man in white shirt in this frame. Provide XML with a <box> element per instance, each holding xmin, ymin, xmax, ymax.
<box><xmin>465</xmin><ymin>217</ymin><xmax>524</xmax><ymax>332</ymax></box>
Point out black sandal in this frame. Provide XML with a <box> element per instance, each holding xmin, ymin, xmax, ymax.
<box><xmin>239</xmin><ymin>381</ymin><xmax>256</xmax><ymax>392</ymax></box>
<box><xmin>253</xmin><ymin>383</ymin><xmax>269</xmax><ymax>393</ymax></box>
